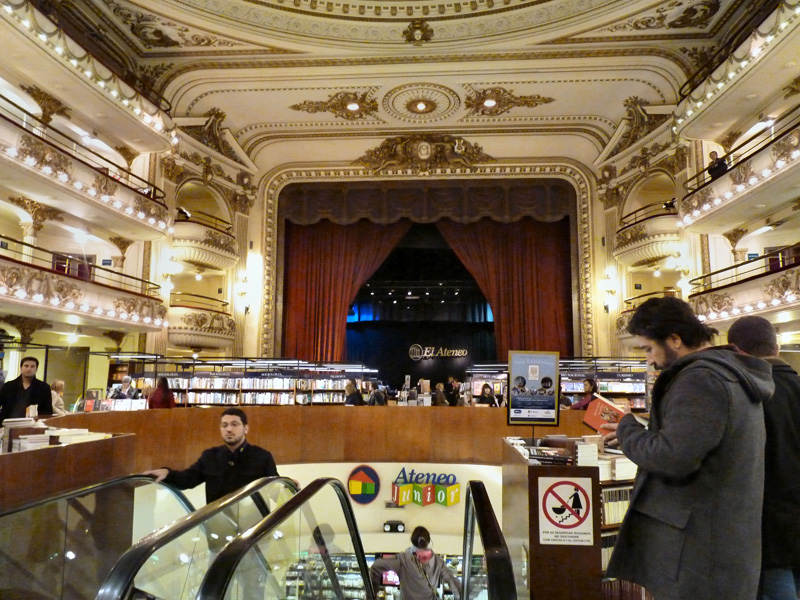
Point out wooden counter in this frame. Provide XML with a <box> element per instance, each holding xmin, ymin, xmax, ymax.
<box><xmin>0</xmin><ymin>433</ymin><xmax>135</xmax><ymax>513</ymax></box>
<box><xmin>50</xmin><ymin>406</ymin><xmax>596</xmax><ymax>472</ymax></box>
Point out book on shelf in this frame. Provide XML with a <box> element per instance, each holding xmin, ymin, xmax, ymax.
<box><xmin>583</xmin><ymin>393</ymin><xmax>626</xmax><ymax>432</ymax></box>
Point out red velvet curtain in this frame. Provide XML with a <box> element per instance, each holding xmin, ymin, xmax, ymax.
<box><xmin>282</xmin><ymin>219</ymin><xmax>412</xmax><ymax>361</ymax></box>
<box><xmin>436</xmin><ymin>217</ymin><xmax>573</xmax><ymax>359</ymax></box>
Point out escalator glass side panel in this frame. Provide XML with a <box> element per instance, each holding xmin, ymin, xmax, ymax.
<box><xmin>198</xmin><ymin>478</ymin><xmax>374</xmax><ymax>600</ymax></box>
<box><xmin>0</xmin><ymin>477</ymin><xmax>194</xmax><ymax>600</ymax></box>
<box><xmin>127</xmin><ymin>480</ymin><xmax>298</xmax><ymax>600</ymax></box>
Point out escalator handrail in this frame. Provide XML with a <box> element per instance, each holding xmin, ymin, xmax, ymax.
<box><xmin>0</xmin><ymin>474</ymin><xmax>195</xmax><ymax>520</ymax></box>
<box><xmin>196</xmin><ymin>477</ymin><xmax>375</xmax><ymax>600</ymax></box>
<box><xmin>95</xmin><ymin>476</ymin><xmax>299</xmax><ymax>600</ymax></box>
<box><xmin>463</xmin><ymin>480</ymin><xmax>517</xmax><ymax>600</ymax></box>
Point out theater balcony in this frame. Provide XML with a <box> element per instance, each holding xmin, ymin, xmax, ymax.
<box><xmin>0</xmin><ymin>234</ymin><xmax>166</xmax><ymax>331</ymax></box>
<box><xmin>171</xmin><ymin>210</ymin><xmax>238</xmax><ymax>271</ymax></box>
<box><xmin>167</xmin><ymin>293</ymin><xmax>235</xmax><ymax>350</ymax></box>
<box><xmin>688</xmin><ymin>243</ymin><xmax>800</xmax><ymax>332</ymax></box>
<box><xmin>0</xmin><ymin>94</ymin><xmax>170</xmax><ymax>238</ymax></box>
<box><xmin>679</xmin><ymin>104</ymin><xmax>800</xmax><ymax>234</ymax></box>
<box><xmin>613</xmin><ymin>202</ymin><xmax>681</xmax><ymax>269</ymax></box>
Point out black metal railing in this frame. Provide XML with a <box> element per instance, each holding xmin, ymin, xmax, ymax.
<box><xmin>175</xmin><ymin>208</ymin><xmax>233</xmax><ymax>234</ymax></box>
<box><xmin>0</xmin><ymin>93</ymin><xmax>166</xmax><ymax>204</ymax></box>
<box><xmin>683</xmin><ymin>101</ymin><xmax>800</xmax><ymax>196</ymax></box>
<box><xmin>688</xmin><ymin>242</ymin><xmax>800</xmax><ymax>296</ymax></box>
<box><xmin>0</xmin><ymin>233</ymin><xmax>161</xmax><ymax>297</ymax></box>
<box><xmin>169</xmin><ymin>292</ymin><xmax>230</xmax><ymax>313</ymax></box>
<box><xmin>678</xmin><ymin>0</ymin><xmax>782</xmax><ymax>100</ymax></box>
<box><xmin>463</xmin><ymin>480</ymin><xmax>517</xmax><ymax>600</ymax></box>
<box><xmin>618</xmin><ymin>201</ymin><xmax>677</xmax><ymax>230</ymax></box>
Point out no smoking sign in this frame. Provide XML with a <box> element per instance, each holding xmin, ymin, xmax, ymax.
<box><xmin>538</xmin><ymin>477</ymin><xmax>594</xmax><ymax>546</ymax></box>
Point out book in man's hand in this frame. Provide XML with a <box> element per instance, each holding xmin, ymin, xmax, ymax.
<box><xmin>583</xmin><ymin>393</ymin><xmax>626</xmax><ymax>432</ymax></box>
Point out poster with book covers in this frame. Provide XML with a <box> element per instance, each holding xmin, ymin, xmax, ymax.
<box><xmin>507</xmin><ymin>351</ymin><xmax>559</xmax><ymax>425</ymax></box>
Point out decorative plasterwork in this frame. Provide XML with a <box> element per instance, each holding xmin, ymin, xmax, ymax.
<box><xmin>231</xmin><ymin>192</ymin><xmax>255</xmax><ymax>216</ymax></box>
<box><xmin>464</xmin><ymin>87</ymin><xmax>555</xmax><ymax>117</ymax></box>
<box><xmin>0</xmin><ymin>315</ymin><xmax>52</xmax><ymax>344</ymax></box>
<box><xmin>678</xmin><ymin>45</ymin><xmax>717</xmax><ymax>70</ymax></box>
<box><xmin>17</xmin><ymin>136</ymin><xmax>73</xmax><ymax>177</ymax></box>
<box><xmin>19</xmin><ymin>84</ymin><xmax>71</xmax><ymax>125</ymax></box>
<box><xmin>92</xmin><ymin>173</ymin><xmax>120</xmax><ymax>198</ymax></box>
<box><xmin>172</xmin><ymin>223</ymin><xmax>239</xmax><ymax>271</ymax></box>
<box><xmin>601</xmin><ymin>0</ymin><xmax>721</xmax><ymax>32</ymax></box>
<box><xmin>354</xmin><ymin>134</ymin><xmax>493</xmax><ymax>175</ymax></box>
<box><xmin>101</xmin><ymin>0</ymin><xmax>246</xmax><ymax>49</ymax></box>
<box><xmin>382</xmin><ymin>84</ymin><xmax>461</xmax><ymax>123</ymax></box>
<box><xmin>722</xmin><ymin>227</ymin><xmax>747</xmax><ymax>248</ymax></box>
<box><xmin>162</xmin><ymin>155</ymin><xmax>185</xmax><ymax>182</ymax></box>
<box><xmin>259</xmin><ymin>162</ymin><xmax>596</xmax><ymax>358</ymax></box>
<box><xmin>784</xmin><ymin>75</ymin><xmax>800</xmax><ymax>99</ymax></box>
<box><xmin>619</xmin><ymin>140</ymin><xmax>673</xmax><ymax>177</ymax></box>
<box><xmin>114</xmin><ymin>145</ymin><xmax>138</xmax><ymax>169</ymax></box>
<box><xmin>103</xmin><ymin>330</ymin><xmax>127</xmax><ymax>349</ymax></box>
<box><xmin>113</xmin><ymin>296</ymin><xmax>168</xmax><ymax>321</ymax></box>
<box><xmin>168</xmin><ymin>307</ymin><xmax>236</xmax><ymax>349</ymax></box>
<box><xmin>692</xmin><ymin>291</ymin><xmax>734</xmax><ymax>316</ymax></box>
<box><xmin>719</xmin><ymin>130</ymin><xmax>741</xmax><ymax>153</ymax></box>
<box><xmin>133</xmin><ymin>197</ymin><xmax>169</xmax><ymax>225</ymax></box>
<box><xmin>109</xmin><ymin>235</ymin><xmax>134</xmax><ymax>256</ymax></box>
<box><xmin>403</xmin><ymin>20</ymin><xmax>433</xmax><ymax>45</ymax></box>
<box><xmin>179</xmin><ymin>152</ymin><xmax>236</xmax><ymax>185</ymax></box>
<box><xmin>182</xmin><ymin>108</ymin><xmax>243</xmax><ymax>165</ymax></box>
<box><xmin>773</xmin><ymin>131</ymin><xmax>800</xmax><ymax>162</ymax></box>
<box><xmin>614</xmin><ymin>234</ymin><xmax>682</xmax><ymax>269</ymax></box>
<box><xmin>290</xmin><ymin>91</ymin><xmax>380</xmax><ymax>121</ymax></box>
<box><xmin>610</xmin><ymin>97</ymin><xmax>671</xmax><ymax>158</ymax></box>
<box><xmin>8</xmin><ymin>196</ymin><xmax>64</xmax><ymax>233</ymax></box>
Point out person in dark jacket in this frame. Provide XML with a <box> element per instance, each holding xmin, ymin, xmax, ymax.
<box><xmin>728</xmin><ymin>315</ymin><xmax>800</xmax><ymax>600</ymax></box>
<box><xmin>144</xmin><ymin>407</ymin><xmax>278</xmax><ymax>503</ymax></box>
<box><xmin>344</xmin><ymin>381</ymin><xmax>364</xmax><ymax>405</ymax></box>
<box><xmin>602</xmin><ymin>297</ymin><xmax>773</xmax><ymax>600</ymax></box>
<box><xmin>0</xmin><ymin>356</ymin><xmax>52</xmax><ymax>424</ymax></box>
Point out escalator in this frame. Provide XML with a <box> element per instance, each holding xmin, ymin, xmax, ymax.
<box><xmin>0</xmin><ymin>475</ymin><xmax>298</xmax><ymax>600</ymax></box>
<box><xmin>188</xmin><ymin>478</ymin><xmax>516</xmax><ymax>600</ymax></box>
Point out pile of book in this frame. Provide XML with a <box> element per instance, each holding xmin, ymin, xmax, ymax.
<box><xmin>15</xmin><ymin>433</ymin><xmax>51</xmax><ymax>452</ymax></box>
<box><xmin>574</xmin><ymin>442</ymin><xmax>599</xmax><ymax>467</ymax></box>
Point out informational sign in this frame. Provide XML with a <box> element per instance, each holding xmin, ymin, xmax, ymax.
<box><xmin>538</xmin><ymin>477</ymin><xmax>594</xmax><ymax>546</ymax></box>
<box><xmin>508</xmin><ymin>351</ymin><xmax>559</xmax><ymax>425</ymax></box>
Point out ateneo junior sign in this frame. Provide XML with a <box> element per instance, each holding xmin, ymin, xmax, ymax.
<box><xmin>409</xmin><ymin>344</ymin><xmax>468</xmax><ymax>361</ymax></box>
<box><xmin>390</xmin><ymin>467</ymin><xmax>461</xmax><ymax>507</ymax></box>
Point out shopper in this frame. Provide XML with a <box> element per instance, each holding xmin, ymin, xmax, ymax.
<box><xmin>148</xmin><ymin>376</ymin><xmax>176</xmax><ymax>409</ymax></box>
<box><xmin>0</xmin><ymin>356</ymin><xmax>53</xmax><ymax>424</ymax></box>
<box><xmin>370</xmin><ymin>525</ymin><xmax>461</xmax><ymax>600</ymax></box>
<box><xmin>569</xmin><ymin>378</ymin><xmax>598</xmax><ymax>410</ymax></box>
<box><xmin>602</xmin><ymin>296</ymin><xmax>772</xmax><ymax>600</ymax></box>
<box><xmin>111</xmin><ymin>375</ymin><xmax>141</xmax><ymax>399</ymax></box>
<box><xmin>473</xmin><ymin>383</ymin><xmax>498</xmax><ymax>407</ymax></box>
<box><xmin>344</xmin><ymin>381</ymin><xmax>364</xmax><ymax>405</ymax></box>
<box><xmin>50</xmin><ymin>379</ymin><xmax>68</xmax><ymax>416</ymax></box>
<box><xmin>433</xmin><ymin>382</ymin><xmax>448</xmax><ymax>406</ymax></box>
<box><xmin>727</xmin><ymin>316</ymin><xmax>800</xmax><ymax>600</ymax></box>
<box><xmin>144</xmin><ymin>407</ymin><xmax>279</xmax><ymax>503</ymax></box>
<box><xmin>706</xmin><ymin>150</ymin><xmax>728</xmax><ymax>179</ymax></box>
<box><xmin>367</xmin><ymin>381</ymin><xmax>385</xmax><ymax>406</ymax></box>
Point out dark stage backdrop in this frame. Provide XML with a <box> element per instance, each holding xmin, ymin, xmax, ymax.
<box><xmin>346</xmin><ymin>321</ymin><xmax>496</xmax><ymax>389</ymax></box>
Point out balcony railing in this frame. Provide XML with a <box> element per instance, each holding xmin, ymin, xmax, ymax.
<box><xmin>169</xmin><ymin>292</ymin><xmax>230</xmax><ymax>314</ymax></box>
<box><xmin>688</xmin><ymin>242</ymin><xmax>800</xmax><ymax>296</ymax></box>
<box><xmin>618</xmin><ymin>201</ymin><xmax>677</xmax><ymax>229</ymax></box>
<box><xmin>683</xmin><ymin>101</ymin><xmax>800</xmax><ymax>196</ymax></box>
<box><xmin>678</xmin><ymin>0</ymin><xmax>782</xmax><ymax>100</ymax></box>
<box><xmin>0</xmin><ymin>233</ymin><xmax>160</xmax><ymax>297</ymax></box>
<box><xmin>617</xmin><ymin>289</ymin><xmax>679</xmax><ymax>337</ymax></box>
<box><xmin>176</xmin><ymin>209</ymin><xmax>232</xmax><ymax>234</ymax></box>
<box><xmin>0</xmin><ymin>93</ymin><xmax>166</xmax><ymax>205</ymax></box>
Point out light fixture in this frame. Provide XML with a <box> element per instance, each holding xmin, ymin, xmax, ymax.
<box><xmin>346</xmin><ymin>102</ymin><xmax>360</xmax><ymax>111</ymax></box>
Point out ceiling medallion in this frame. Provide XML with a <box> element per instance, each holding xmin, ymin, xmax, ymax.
<box><xmin>383</xmin><ymin>83</ymin><xmax>460</xmax><ymax>123</ymax></box>
<box><xmin>290</xmin><ymin>91</ymin><xmax>379</xmax><ymax>121</ymax></box>
<box><xmin>354</xmin><ymin>134</ymin><xmax>494</xmax><ymax>175</ymax></box>
<box><xmin>464</xmin><ymin>87</ymin><xmax>555</xmax><ymax>117</ymax></box>
<box><xmin>403</xmin><ymin>20</ymin><xmax>434</xmax><ymax>46</ymax></box>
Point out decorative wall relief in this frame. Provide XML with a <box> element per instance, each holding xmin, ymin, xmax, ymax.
<box><xmin>19</xmin><ymin>84</ymin><xmax>71</xmax><ymax>125</ymax></box>
<box><xmin>464</xmin><ymin>87</ymin><xmax>554</xmax><ymax>117</ymax></box>
<box><xmin>354</xmin><ymin>134</ymin><xmax>493</xmax><ymax>174</ymax></box>
<box><xmin>290</xmin><ymin>91</ymin><xmax>379</xmax><ymax>120</ymax></box>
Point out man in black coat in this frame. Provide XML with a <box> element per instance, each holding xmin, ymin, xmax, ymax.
<box><xmin>144</xmin><ymin>407</ymin><xmax>279</xmax><ymax>504</ymax></box>
<box><xmin>0</xmin><ymin>356</ymin><xmax>53</xmax><ymax>424</ymax></box>
<box><xmin>728</xmin><ymin>316</ymin><xmax>800</xmax><ymax>600</ymax></box>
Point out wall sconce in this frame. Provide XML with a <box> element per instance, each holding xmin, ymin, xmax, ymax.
<box><xmin>598</xmin><ymin>272</ymin><xmax>618</xmax><ymax>314</ymax></box>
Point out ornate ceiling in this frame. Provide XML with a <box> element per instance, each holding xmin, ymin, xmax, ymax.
<box><xmin>32</xmin><ymin>0</ymin><xmax>759</xmax><ymax>170</ymax></box>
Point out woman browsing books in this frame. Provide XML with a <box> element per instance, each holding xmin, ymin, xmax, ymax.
<box><xmin>569</xmin><ymin>378</ymin><xmax>598</xmax><ymax>410</ymax></box>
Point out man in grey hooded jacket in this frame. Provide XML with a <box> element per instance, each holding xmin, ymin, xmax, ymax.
<box><xmin>602</xmin><ymin>297</ymin><xmax>773</xmax><ymax>600</ymax></box>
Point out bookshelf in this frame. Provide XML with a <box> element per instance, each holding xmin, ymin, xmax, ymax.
<box><xmin>87</xmin><ymin>354</ymin><xmax>377</xmax><ymax>408</ymax></box>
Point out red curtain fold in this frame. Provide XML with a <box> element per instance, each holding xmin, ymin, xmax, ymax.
<box><xmin>282</xmin><ymin>219</ymin><xmax>412</xmax><ymax>361</ymax></box>
<box><xmin>436</xmin><ymin>218</ymin><xmax>573</xmax><ymax>360</ymax></box>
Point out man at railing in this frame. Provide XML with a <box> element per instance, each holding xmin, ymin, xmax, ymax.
<box><xmin>706</xmin><ymin>150</ymin><xmax>728</xmax><ymax>180</ymax></box>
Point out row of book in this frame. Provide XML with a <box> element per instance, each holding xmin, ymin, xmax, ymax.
<box><xmin>601</xmin><ymin>485</ymin><xmax>633</xmax><ymax>526</ymax></box>
<box><xmin>2</xmin><ymin>419</ymin><xmax>112</xmax><ymax>453</ymax></box>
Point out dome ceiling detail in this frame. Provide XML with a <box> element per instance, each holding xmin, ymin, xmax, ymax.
<box><xmin>382</xmin><ymin>83</ymin><xmax>461</xmax><ymax>123</ymax></box>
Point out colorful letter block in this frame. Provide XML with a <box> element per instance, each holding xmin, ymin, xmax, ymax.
<box><xmin>435</xmin><ymin>484</ymin><xmax>460</xmax><ymax>507</ymax></box>
<box><xmin>413</xmin><ymin>484</ymin><xmax>436</xmax><ymax>506</ymax></box>
<box><xmin>392</xmin><ymin>482</ymin><xmax>413</xmax><ymax>506</ymax></box>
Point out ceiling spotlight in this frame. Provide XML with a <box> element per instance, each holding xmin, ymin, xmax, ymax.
<box><xmin>483</xmin><ymin>99</ymin><xmax>497</xmax><ymax>108</ymax></box>
<box><xmin>346</xmin><ymin>102</ymin><xmax>360</xmax><ymax>111</ymax></box>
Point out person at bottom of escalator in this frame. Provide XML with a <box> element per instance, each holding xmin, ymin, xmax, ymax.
<box><xmin>370</xmin><ymin>526</ymin><xmax>462</xmax><ymax>600</ymax></box>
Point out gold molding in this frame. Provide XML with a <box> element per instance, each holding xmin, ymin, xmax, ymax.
<box><xmin>290</xmin><ymin>91</ymin><xmax>379</xmax><ymax>120</ymax></box>
<box><xmin>109</xmin><ymin>235</ymin><xmax>134</xmax><ymax>256</ymax></box>
<box><xmin>722</xmin><ymin>228</ymin><xmax>747</xmax><ymax>249</ymax></box>
<box><xmin>464</xmin><ymin>87</ymin><xmax>554</xmax><ymax>117</ymax></box>
<box><xmin>354</xmin><ymin>134</ymin><xmax>494</xmax><ymax>174</ymax></box>
<box><xmin>402</xmin><ymin>20</ymin><xmax>433</xmax><ymax>45</ymax></box>
<box><xmin>19</xmin><ymin>84</ymin><xmax>71</xmax><ymax>125</ymax></box>
<box><xmin>8</xmin><ymin>196</ymin><xmax>64</xmax><ymax>233</ymax></box>
<box><xmin>0</xmin><ymin>315</ymin><xmax>52</xmax><ymax>344</ymax></box>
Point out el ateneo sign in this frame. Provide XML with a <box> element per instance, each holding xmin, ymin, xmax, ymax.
<box><xmin>408</xmin><ymin>344</ymin><xmax>468</xmax><ymax>361</ymax></box>
<box><xmin>390</xmin><ymin>467</ymin><xmax>461</xmax><ymax>507</ymax></box>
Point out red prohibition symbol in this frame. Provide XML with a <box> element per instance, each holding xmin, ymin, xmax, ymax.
<box><xmin>541</xmin><ymin>480</ymin><xmax>590</xmax><ymax>529</ymax></box>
